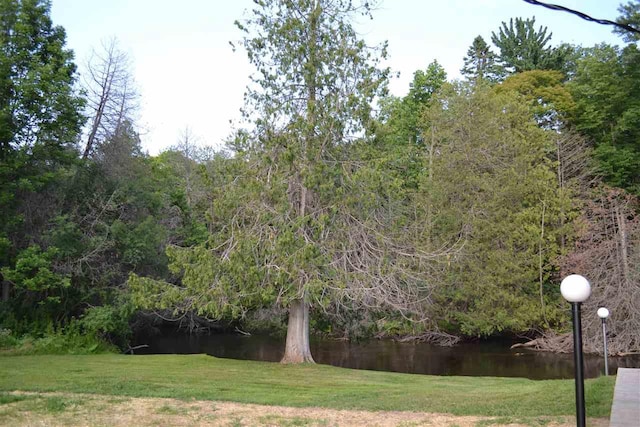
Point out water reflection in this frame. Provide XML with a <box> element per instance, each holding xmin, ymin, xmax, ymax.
<box><xmin>132</xmin><ymin>332</ymin><xmax>640</xmax><ymax>380</ymax></box>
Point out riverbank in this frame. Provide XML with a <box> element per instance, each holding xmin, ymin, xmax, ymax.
<box><xmin>0</xmin><ymin>354</ymin><xmax>615</xmax><ymax>421</ymax></box>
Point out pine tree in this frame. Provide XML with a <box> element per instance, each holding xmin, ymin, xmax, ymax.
<box><xmin>460</xmin><ymin>35</ymin><xmax>503</xmax><ymax>83</ymax></box>
<box><xmin>0</xmin><ymin>0</ymin><xmax>84</xmax><ymax>303</ymax></box>
<box><xmin>615</xmin><ymin>1</ymin><xmax>640</xmax><ymax>43</ymax></box>
<box><xmin>491</xmin><ymin>17</ymin><xmax>571</xmax><ymax>74</ymax></box>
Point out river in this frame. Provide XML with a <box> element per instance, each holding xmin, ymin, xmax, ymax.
<box><xmin>132</xmin><ymin>331</ymin><xmax>640</xmax><ymax>380</ymax></box>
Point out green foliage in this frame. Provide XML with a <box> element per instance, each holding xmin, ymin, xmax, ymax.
<box><xmin>569</xmin><ymin>43</ymin><xmax>640</xmax><ymax>194</ymax></box>
<box><xmin>491</xmin><ymin>17</ymin><xmax>572</xmax><ymax>74</ymax></box>
<box><xmin>111</xmin><ymin>217</ymin><xmax>167</xmax><ymax>270</ymax></box>
<box><xmin>5</xmin><ymin>330</ymin><xmax>116</xmax><ymax>356</ymax></box>
<box><xmin>615</xmin><ymin>1</ymin><xmax>640</xmax><ymax>42</ymax></box>
<box><xmin>425</xmin><ymin>85</ymin><xmax>568</xmax><ymax>336</ymax></box>
<box><xmin>3</xmin><ymin>245</ymin><xmax>69</xmax><ymax>293</ymax></box>
<box><xmin>0</xmin><ymin>328</ymin><xmax>18</xmax><ymax>349</ymax></box>
<box><xmin>46</xmin><ymin>215</ymin><xmax>90</xmax><ymax>261</ymax></box>
<box><xmin>0</xmin><ymin>0</ymin><xmax>84</xmax><ymax>273</ymax></box>
<box><xmin>1</xmin><ymin>245</ymin><xmax>71</xmax><ymax>325</ymax></box>
<box><xmin>0</xmin><ymin>0</ymin><xmax>84</xmax><ymax>154</ymax></box>
<box><xmin>569</xmin><ymin>44</ymin><xmax>624</xmax><ymax>137</ymax></box>
<box><xmin>0</xmin><ymin>0</ymin><xmax>94</xmax><ymax>337</ymax></box>
<box><xmin>496</xmin><ymin>70</ymin><xmax>575</xmax><ymax>129</ymax></box>
<box><xmin>150</xmin><ymin>150</ymin><xmax>210</xmax><ymax>246</ymax></box>
<box><xmin>0</xmin><ymin>318</ymin><xmax>118</xmax><ymax>355</ymax></box>
<box><xmin>407</xmin><ymin>61</ymin><xmax>447</xmax><ymax>106</ymax></box>
<box><xmin>1</xmin><ymin>0</ymin><xmax>636</xmax><ymax>350</ymax></box>
<box><xmin>460</xmin><ymin>35</ymin><xmax>504</xmax><ymax>83</ymax></box>
<box><xmin>77</xmin><ymin>301</ymin><xmax>135</xmax><ymax>348</ymax></box>
<box><xmin>0</xmin><ymin>79</ymin><xmax>193</xmax><ymax>341</ymax></box>
<box><xmin>235</xmin><ymin>0</ymin><xmax>389</xmax><ymax>141</ymax></box>
<box><xmin>594</xmin><ymin>142</ymin><xmax>640</xmax><ymax>192</ymax></box>
<box><xmin>379</xmin><ymin>61</ymin><xmax>447</xmax><ymax>146</ymax></box>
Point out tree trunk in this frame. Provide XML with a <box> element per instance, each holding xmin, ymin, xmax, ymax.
<box><xmin>1</xmin><ymin>280</ymin><xmax>9</xmax><ymax>302</ymax></box>
<box><xmin>615</xmin><ymin>205</ymin><xmax>630</xmax><ymax>283</ymax></box>
<box><xmin>281</xmin><ymin>298</ymin><xmax>314</xmax><ymax>364</ymax></box>
<box><xmin>539</xmin><ymin>200</ymin><xmax>548</xmax><ymax>327</ymax></box>
<box><xmin>83</xmin><ymin>94</ymin><xmax>107</xmax><ymax>159</ymax></box>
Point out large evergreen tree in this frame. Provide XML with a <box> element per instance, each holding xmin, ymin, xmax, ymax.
<box><xmin>130</xmin><ymin>0</ymin><xmax>455</xmax><ymax>363</ymax></box>
<box><xmin>229</xmin><ymin>0</ymin><xmax>389</xmax><ymax>363</ymax></box>
<box><xmin>425</xmin><ymin>85</ymin><xmax>568</xmax><ymax>336</ymax></box>
<box><xmin>0</xmin><ymin>0</ymin><xmax>84</xmax><ymax>306</ymax></box>
<box><xmin>0</xmin><ymin>0</ymin><xmax>84</xmax><ymax>155</ymax></box>
<box><xmin>615</xmin><ymin>0</ymin><xmax>640</xmax><ymax>42</ymax></box>
<box><xmin>491</xmin><ymin>17</ymin><xmax>571</xmax><ymax>74</ymax></box>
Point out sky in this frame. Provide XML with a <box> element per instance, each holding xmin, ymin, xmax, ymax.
<box><xmin>50</xmin><ymin>0</ymin><xmax>626</xmax><ymax>155</ymax></box>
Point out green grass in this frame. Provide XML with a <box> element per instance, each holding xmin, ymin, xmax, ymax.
<box><xmin>0</xmin><ymin>393</ymin><xmax>31</xmax><ymax>405</ymax></box>
<box><xmin>0</xmin><ymin>392</ymin><xmax>86</xmax><ymax>422</ymax></box>
<box><xmin>0</xmin><ymin>354</ymin><xmax>615</xmax><ymax>418</ymax></box>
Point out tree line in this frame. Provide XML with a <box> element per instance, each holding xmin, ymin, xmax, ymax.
<box><xmin>1</xmin><ymin>0</ymin><xmax>639</xmax><ymax>360</ymax></box>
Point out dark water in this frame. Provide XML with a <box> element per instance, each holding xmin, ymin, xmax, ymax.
<box><xmin>132</xmin><ymin>331</ymin><xmax>640</xmax><ymax>380</ymax></box>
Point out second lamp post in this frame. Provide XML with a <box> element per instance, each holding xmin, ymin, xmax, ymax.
<box><xmin>597</xmin><ymin>307</ymin><xmax>610</xmax><ymax>376</ymax></box>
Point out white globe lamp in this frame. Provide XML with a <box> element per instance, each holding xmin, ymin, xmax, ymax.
<box><xmin>597</xmin><ymin>307</ymin><xmax>609</xmax><ymax>319</ymax></box>
<box><xmin>560</xmin><ymin>274</ymin><xmax>591</xmax><ymax>303</ymax></box>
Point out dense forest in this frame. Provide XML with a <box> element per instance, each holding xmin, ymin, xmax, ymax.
<box><xmin>1</xmin><ymin>0</ymin><xmax>639</xmax><ymax>361</ymax></box>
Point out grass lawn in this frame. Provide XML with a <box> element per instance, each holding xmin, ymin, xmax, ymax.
<box><xmin>0</xmin><ymin>354</ymin><xmax>615</xmax><ymax>418</ymax></box>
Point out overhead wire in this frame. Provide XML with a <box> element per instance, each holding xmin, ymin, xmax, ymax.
<box><xmin>521</xmin><ymin>0</ymin><xmax>640</xmax><ymax>36</ymax></box>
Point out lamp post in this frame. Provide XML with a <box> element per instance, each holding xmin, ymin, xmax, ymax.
<box><xmin>560</xmin><ymin>274</ymin><xmax>591</xmax><ymax>427</ymax></box>
<box><xmin>597</xmin><ymin>307</ymin><xmax>610</xmax><ymax>376</ymax></box>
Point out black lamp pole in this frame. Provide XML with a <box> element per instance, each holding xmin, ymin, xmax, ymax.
<box><xmin>601</xmin><ymin>317</ymin><xmax>609</xmax><ymax>376</ymax></box>
<box><xmin>571</xmin><ymin>302</ymin><xmax>586</xmax><ymax>427</ymax></box>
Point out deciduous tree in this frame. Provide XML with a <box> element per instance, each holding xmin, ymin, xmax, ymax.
<box><xmin>568</xmin><ymin>43</ymin><xmax>640</xmax><ymax>194</ymax></box>
<box><xmin>379</xmin><ymin>61</ymin><xmax>447</xmax><ymax>146</ymax></box>
<box><xmin>495</xmin><ymin>69</ymin><xmax>575</xmax><ymax>130</ymax></box>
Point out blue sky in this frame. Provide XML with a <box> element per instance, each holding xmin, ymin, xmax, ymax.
<box><xmin>50</xmin><ymin>0</ymin><xmax>625</xmax><ymax>154</ymax></box>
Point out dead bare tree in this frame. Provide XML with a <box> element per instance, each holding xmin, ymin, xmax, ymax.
<box><xmin>170</xmin><ymin>127</ymin><xmax>204</xmax><ymax>210</ymax></box>
<box><xmin>510</xmin><ymin>128</ymin><xmax>640</xmax><ymax>355</ymax></box>
<box><xmin>82</xmin><ymin>38</ymin><xmax>139</xmax><ymax>159</ymax></box>
<box><xmin>566</xmin><ymin>188</ymin><xmax>640</xmax><ymax>355</ymax></box>
<box><xmin>552</xmin><ymin>130</ymin><xmax>597</xmax><ymax>252</ymax></box>
<box><xmin>522</xmin><ymin>188</ymin><xmax>640</xmax><ymax>355</ymax></box>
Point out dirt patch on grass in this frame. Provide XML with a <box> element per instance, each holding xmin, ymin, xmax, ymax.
<box><xmin>0</xmin><ymin>391</ymin><xmax>607</xmax><ymax>426</ymax></box>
